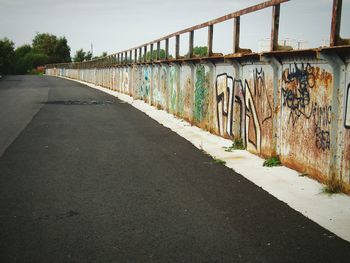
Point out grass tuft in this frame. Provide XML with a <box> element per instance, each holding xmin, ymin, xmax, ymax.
<box><xmin>323</xmin><ymin>177</ymin><xmax>344</xmax><ymax>194</ymax></box>
<box><xmin>224</xmin><ymin>139</ymin><xmax>245</xmax><ymax>152</ymax></box>
<box><xmin>213</xmin><ymin>157</ymin><xmax>226</xmax><ymax>165</ymax></box>
<box><xmin>263</xmin><ymin>156</ymin><xmax>282</xmax><ymax>167</ymax></box>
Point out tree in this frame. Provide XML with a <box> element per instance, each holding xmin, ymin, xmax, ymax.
<box><xmin>32</xmin><ymin>33</ymin><xmax>71</xmax><ymax>63</ymax></box>
<box><xmin>12</xmin><ymin>45</ymin><xmax>33</xmax><ymax>74</ymax></box>
<box><xmin>73</xmin><ymin>49</ymin><xmax>93</xmax><ymax>62</ymax></box>
<box><xmin>92</xmin><ymin>51</ymin><xmax>108</xmax><ymax>60</ymax></box>
<box><xmin>0</xmin><ymin>38</ymin><xmax>15</xmax><ymax>75</ymax></box>
<box><xmin>191</xmin><ymin>46</ymin><xmax>208</xmax><ymax>57</ymax></box>
<box><xmin>53</xmin><ymin>37</ymin><xmax>71</xmax><ymax>63</ymax></box>
<box><xmin>23</xmin><ymin>52</ymin><xmax>50</xmax><ymax>70</ymax></box>
<box><xmin>144</xmin><ymin>49</ymin><xmax>167</xmax><ymax>61</ymax></box>
<box><xmin>85</xmin><ymin>51</ymin><xmax>93</xmax><ymax>61</ymax></box>
<box><xmin>73</xmin><ymin>49</ymin><xmax>86</xmax><ymax>62</ymax></box>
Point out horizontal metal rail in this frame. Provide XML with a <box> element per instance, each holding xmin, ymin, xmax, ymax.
<box><xmin>46</xmin><ymin>0</ymin><xmax>349</xmax><ymax>69</ymax></box>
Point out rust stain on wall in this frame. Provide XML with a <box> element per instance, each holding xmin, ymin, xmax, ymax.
<box><xmin>281</xmin><ymin>63</ymin><xmax>333</xmax><ymax>182</ymax></box>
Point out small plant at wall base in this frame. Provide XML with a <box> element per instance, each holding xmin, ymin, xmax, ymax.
<box><xmin>224</xmin><ymin>139</ymin><xmax>245</xmax><ymax>152</ymax></box>
<box><xmin>323</xmin><ymin>177</ymin><xmax>345</xmax><ymax>194</ymax></box>
<box><xmin>213</xmin><ymin>157</ymin><xmax>226</xmax><ymax>165</ymax></box>
<box><xmin>200</xmin><ymin>148</ymin><xmax>226</xmax><ymax>165</ymax></box>
<box><xmin>263</xmin><ymin>156</ymin><xmax>282</xmax><ymax>167</ymax></box>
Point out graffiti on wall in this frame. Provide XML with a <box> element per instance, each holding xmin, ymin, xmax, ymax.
<box><xmin>282</xmin><ymin>63</ymin><xmax>315</xmax><ymax>126</ymax></box>
<box><xmin>313</xmin><ymin>105</ymin><xmax>332</xmax><ymax>150</ymax></box>
<box><xmin>122</xmin><ymin>69</ymin><xmax>129</xmax><ymax>93</ymax></box>
<box><xmin>216</xmin><ymin>73</ymin><xmax>235</xmax><ymax>137</ymax></box>
<box><xmin>169</xmin><ymin>67</ymin><xmax>178</xmax><ymax>113</ymax></box>
<box><xmin>215</xmin><ymin>68</ymin><xmax>272</xmax><ymax>152</ymax></box>
<box><xmin>346</xmin><ymin>84</ymin><xmax>350</xmax><ymax>129</ymax></box>
<box><xmin>141</xmin><ymin>67</ymin><xmax>151</xmax><ymax>100</ymax></box>
<box><xmin>194</xmin><ymin>65</ymin><xmax>209</xmax><ymax>122</ymax></box>
<box><xmin>160</xmin><ymin>68</ymin><xmax>167</xmax><ymax>108</ymax></box>
<box><xmin>281</xmin><ymin>63</ymin><xmax>333</xmax><ymax>151</ymax></box>
<box><xmin>181</xmin><ymin>77</ymin><xmax>193</xmax><ymax>117</ymax></box>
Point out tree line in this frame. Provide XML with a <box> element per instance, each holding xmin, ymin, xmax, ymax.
<box><xmin>0</xmin><ymin>32</ymin><xmax>209</xmax><ymax>75</ymax></box>
<box><xmin>0</xmin><ymin>33</ymin><xmax>108</xmax><ymax>75</ymax></box>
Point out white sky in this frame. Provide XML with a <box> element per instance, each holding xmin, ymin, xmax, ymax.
<box><xmin>0</xmin><ymin>0</ymin><xmax>349</xmax><ymax>57</ymax></box>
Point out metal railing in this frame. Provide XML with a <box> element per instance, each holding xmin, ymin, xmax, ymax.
<box><xmin>46</xmin><ymin>0</ymin><xmax>349</xmax><ymax>69</ymax></box>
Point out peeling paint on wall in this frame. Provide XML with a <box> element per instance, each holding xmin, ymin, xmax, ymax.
<box><xmin>169</xmin><ymin>66</ymin><xmax>178</xmax><ymax>114</ymax></box>
<box><xmin>122</xmin><ymin>68</ymin><xmax>129</xmax><ymax>94</ymax></box>
<box><xmin>179</xmin><ymin>65</ymin><xmax>193</xmax><ymax>119</ymax></box>
<box><xmin>160</xmin><ymin>67</ymin><xmax>168</xmax><ymax>110</ymax></box>
<box><xmin>152</xmin><ymin>67</ymin><xmax>161</xmax><ymax>106</ymax></box>
<box><xmin>280</xmin><ymin>62</ymin><xmax>333</xmax><ymax>180</ymax></box>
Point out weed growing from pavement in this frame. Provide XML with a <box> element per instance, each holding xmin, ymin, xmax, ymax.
<box><xmin>200</xmin><ymin>148</ymin><xmax>226</xmax><ymax>166</ymax></box>
<box><xmin>223</xmin><ymin>139</ymin><xmax>245</xmax><ymax>152</ymax></box>
<box><xmin>213</xmin><ymin>157</ymin><xmax>226</xmax><ymax>165</ymax></box>
<box><xmin>263</xmin><ymin>156</ymin><xmax>282</xmax><ymax>167</ymax></box>
<box><xmin>323</xmin><ymin>177</ymin><xmax>345</xmax><ymax>194</ymax></box>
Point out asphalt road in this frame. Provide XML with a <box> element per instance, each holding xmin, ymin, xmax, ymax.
<box><xmin>0</xmin><ymin>75</ymin><xmax>349</xmax><ymax>263</ymax></box>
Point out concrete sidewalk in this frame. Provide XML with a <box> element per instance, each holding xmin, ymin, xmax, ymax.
<box><xmin>62</xmin><ymin>76</ymin><xmax>350</xmax><ymax>243</ymax></box>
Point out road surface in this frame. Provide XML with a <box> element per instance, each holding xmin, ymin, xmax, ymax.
<box><xmin>0</xmin><ymin>75</ymin><xmax>349</xmax><ymax>262</ymax></box>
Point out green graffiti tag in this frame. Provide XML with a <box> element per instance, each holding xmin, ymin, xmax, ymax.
<box><xmin>194</xmin><ymin>65</ymin><xmax>209</xmax><ymax>122</ymax></box>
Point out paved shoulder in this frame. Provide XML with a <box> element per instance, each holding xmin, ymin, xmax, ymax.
<box><xmin>0</xmin><ymin>75</ymin><xmax>50</xmax><ymax>156</ymax></box>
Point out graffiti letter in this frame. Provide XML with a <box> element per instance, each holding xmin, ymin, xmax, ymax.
<box><xmin>346</xmin><ymin>84</ymin><xmax>350</xmax><ymax>129</ymax></box>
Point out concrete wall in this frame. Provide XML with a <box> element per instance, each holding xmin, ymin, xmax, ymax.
<box><xmin>46</xmin><ymin>52</ymin><xmax>350</xmax><ymax>189</ymax></box>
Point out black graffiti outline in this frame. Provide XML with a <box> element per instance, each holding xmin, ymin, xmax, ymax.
<box><xmin>216</xmin><ymin>73</ymin><xmax>234</xmax><ymax>136</ymax></box>
<box><xmin>345</xmin><ymin>83</ymin><xmax>350</xmax><ymax>129</ymax></box>
<box><xmin>253</xmin><ymin>67</ymin><xmax>273</xmax><ymax>125</ymax></box>
<box><xmin>315</xmin><ymin>126</ymin><xmax>330</xmax><ymax>151</ymax></box>
<box><xmin>312</xmin><ymin>104</ymin><xmax>332</xmax><ymax>127</ymax></box>
<box><xmin>245</xmin><ymin>82</ymin><xmax>261</xmax><ymax>150</ymax></box>
<box><xmin>282</xmin><ymin>63</ymin><xmax>315</xmax><ymax>125</ymax></box>
<box><xmin>234</xmin><ymin>79</ymin><xmax>247</xmax><ymax>146</ymax></box>
<box><xmin>215</xmin><ymin>73</ymin><xmax>263</xmax><ymax>152</ymax></box>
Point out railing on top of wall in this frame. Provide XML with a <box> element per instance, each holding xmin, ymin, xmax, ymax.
<box><xmin>46</xmin><ymin>0</ymin><xmax>349</xmax><ymax>70</ymax></box>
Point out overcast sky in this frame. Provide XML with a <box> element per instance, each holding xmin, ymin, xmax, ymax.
<box><xmin>0</xmin><ymin>0</ymin><xmax>349</xmax><ymax>57</ymax></box>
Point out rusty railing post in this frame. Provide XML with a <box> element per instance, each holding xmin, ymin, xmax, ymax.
<box><xmin>139</xmin><ymin>48</ymin><xmax>142</xmax><ymax>63</ymax></box>
<box><xmin>189</xmin><ymin>30</ymin><xmax>194</xmax><ymax>58</ymax></box>
<box><xmin>175</xmin><ymin>35</ymin><xmax>180</xmax><ymax>59</ymax></box>
<box><xmin>156</xmin><ymin>41</ymin><xmax>160</xmax><ymax>60</ymax></box>
<box><xmin>270</xmin><ymin>4</ymin><xmax>280</xmax><ymax>51</ymax></box>
<box><xmin>233</xmin><ymin>16</ymin><xmax>240</xmax><ymax>53</ymax></box>
<box><xmin>208</xmin><ymin>25</ymin><xmax>213</xmax><ymax>56</ymax></box>
<box><xmin>330</xmin><ymin>0</ymin><xmax>342</xmax><ymax>46</ymax></box>
<box><xmin>165</xmin><ymin>38</ymin><xmax>169</xmax><ymax>60</ymax></box>
<box><xmin>150</xmin><ymin>43</ymin><xmax>154</xmax><ymax>62</ymax></box>
<box><xmin>143</xmin><ymin>46</ymin><xmax>147</xmax><ymax>62</ymax></box>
